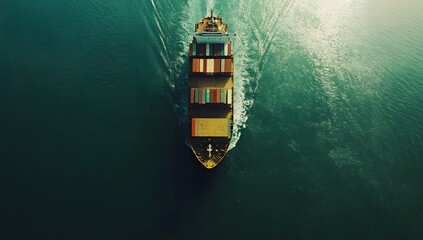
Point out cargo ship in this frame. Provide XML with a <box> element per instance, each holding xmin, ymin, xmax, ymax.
<box><xmin>188</xmin><ymin>11</ymin><xmax>235</xmax><ymax>169</ymax></box>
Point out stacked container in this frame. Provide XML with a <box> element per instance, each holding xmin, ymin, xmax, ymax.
<box><xmin>190</xmin><ymin>88</ymin><xmax>232</xmax><ymax>105</ymax></box>
<box><xmin>191</xmin><ymin>58</ymin><xmax>233</xmax><ymax>74</ymax></box>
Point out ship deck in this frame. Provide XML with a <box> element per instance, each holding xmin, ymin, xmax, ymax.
<box><xmin>190</xmin><ymin>137</ymin><xmax>230</xmax><ymax>168</ymax></box>
<box><xmin>189</xmin><ymin>76</ymin><xmax>233</xmax><ymax>89</ymax></box>
<box><xmin>188</xmin><ymin>108</ymin><xmax>232</xmax><ymax>118</ymax></box>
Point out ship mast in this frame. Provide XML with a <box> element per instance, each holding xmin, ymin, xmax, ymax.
<box><xmin>208</xmin><ymin>9</ymin><xmax>217</xmax><ymax>32</ymax></box>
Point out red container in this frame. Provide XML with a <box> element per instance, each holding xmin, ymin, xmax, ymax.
<box><xmin>192</xmin><ymin>59</ymin><xmax>200</xmax><ymax>72</ymax></box>
<box><xmin>225</xmin><ymin>59</ymin><xmax>232</xmax><ymax>73</ymax></box>
<box><xmin>191</xmin><ymin>119</ymin><xmax>196</xmax><ymax>136</ymax></box>
<box><xmin>203</xmin><ymin>59</ymin><xmax>207</xmax><ymax>73</ymax></box>
<box><xmin>214</xmin><ymin>59</ymin><xmax>221</xmax><ymax>73</ymax></box>
<box><xmin>199</xmin><ymin>88</ymin><xmax>203</xmax><ymax>104</ymax></box>
<box><xmin>190</xmin><ymin>88</ymin><xmax>194</xmax><ymax>103</ymax></box>
<box><xmin>215</xmin><ymin>89</ymin><xmax>219</xmax><ymax>103</ymax></box>
<box><xmin>216</xmin><ymin>89</ymin><xmax>219</xmax><ymax>103</ymax></box>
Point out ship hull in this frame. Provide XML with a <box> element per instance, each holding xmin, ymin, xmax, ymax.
<box><xmin>188</xmin><ymin>13</ymin><xmax>234</xmax><ymax>169</ymax></box>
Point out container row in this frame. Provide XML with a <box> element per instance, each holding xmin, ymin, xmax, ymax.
<box><xmin>189</xmin><ymin>42</ymin><xmax>232</xmax><ymax>57</ymax></box>
<box><xmin>190</xmin><ymin>88</ymin><xmax>232</xmax><ymax>105</ymax></box>
<box><xmin>192</xmin><ymin>58</ymin><xmax>232</xmax><ymax>74</ymax></box>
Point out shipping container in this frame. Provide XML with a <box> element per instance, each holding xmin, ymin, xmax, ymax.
<box><xmin>227</xmin><ymin>89</ymin><xmax>232</xmax><ymax>105</ymax></box>
<box><xmin>190</xmin><ymin>88</ymin><xmax>194</xmax><ymax>103</ymax></box>
<box><xmin>214</xmin><ymin>59</ymin><xmax>221</xmax><ymax>73</ymax></box>
<box><xmin>225</xmin><ymin>59</ymin><xmax>232</xmax><ymax>73</ymax></box>
<box><xmin>190</xmin><ymin>43</ymin><xmax>199</xmax><ymax>56</ymax></box>
<box><xmin>199</xmin><ymin>89</ymin><xmax>203</xmax><ymax>104</ymax></box>
<box><xmin>206</xmin><ymin>44</ymin><xmax>210</xmax><ymax>56</ymax></box>
<box><xmin>191</xmin><ymin>118</ymin><xmax>231</xmax><ymax>137</ymax></box>
<box><xmin>206</xmin><ymin>89</ymin><xmax>210</xmax><ymax>103</ymax></box>
<box><xmin>217</xmin><ymin>88</ymin><xmax>221</xmax><ymax>103</ymax></box>
<box><xmin>214</xmin><ymin>89</ymin><xmax>218</xmax><ymax>103</ymax></box>
<box><xmin>202</xmin><ymin>89</ymin><xmax>206</xmax><ymax>104</ymax></box>
<box><xmin>197</xmin><ymin>44</ymin><xmax>206</xmax><ymax>56</ymax></box>
<box><xmin>194</xmin><ymin>88</ymin><xmax>199</xmax><ymax>103</ymax></box>
<box><xmin>213</xmin><ymin>44</ymin><xmax>221</xmax><ymax>56</ymax></box>
<box><xmin>215</xmin><ymin>89</ymin><xmax>218</xmax><ymax>103</ymax></box>
<box><xmin>224</xmin><ymin>43</ymin><xmax>229</xmax><ymax>56</ymax></box>
<box><xmin>199</xmin><ymin>59</ymin><xmax>204</xmax><ymax>72</ymax></box>
<box><xmin>206</xmin><ymin>59</ymin><xmax>214</xmax><ymax>74</ymax></box>
<box><xmin>192</xmin><ymin>118</ymin><xmax>196</xmax><ymax>136</ymax></box>
<box><xmin>192</xmin><ymin>58</ymin><xmax>200</xmax><ymax>72</ymax></box>
<box><xmin>210</xmin><ymin>89</ymin><xmax>213</xmax><ymax>103</ymax></box>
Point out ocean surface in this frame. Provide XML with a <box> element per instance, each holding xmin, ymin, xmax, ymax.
<box><xmin>1</xmin><ymin>0</ymin><xmax>423</xmax><ymax>239</ymax></box>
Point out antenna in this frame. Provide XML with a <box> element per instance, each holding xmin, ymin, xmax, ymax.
<box><xmin>211</xmin><ymin>9</ymin><xmax>213</xmax><ymax>19</ymax></box>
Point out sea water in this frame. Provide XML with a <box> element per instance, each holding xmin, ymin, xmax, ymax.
<box><xmin>1</xmin><ymin>0</ymin><xmax>422</xmax><ymax>238</ymax></box>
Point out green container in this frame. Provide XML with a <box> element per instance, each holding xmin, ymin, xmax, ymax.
<box><xmin>206</xmin><ymin>89</ymin><xmax>210</xmax><ymax>103</ymax></box>
<box><xmin>194</xmin><ymin>89</ymin><xmax>199</xmax><ymax>103</ymax></box>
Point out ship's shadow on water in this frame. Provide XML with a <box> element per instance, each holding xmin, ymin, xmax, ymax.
<box><xmin>158</xmin><ymin>128</ymin><xmax>217</xmax><ymax>236</ymax></box>
<box><xmin>149</xmin><ymin>58</ymin><xmax>218</xmax><ymax>236</ymax></box>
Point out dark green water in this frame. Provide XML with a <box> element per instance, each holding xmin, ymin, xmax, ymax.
<box><xmin>1</xmin><ymin>0</ymin><xmax>423</xmax><ymax>239</ymax></box>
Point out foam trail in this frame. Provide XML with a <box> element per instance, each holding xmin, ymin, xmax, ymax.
<box><xmin>151</xmin><ymin>0</ymin><xmax>295</xmax><ymax>151</ymax></box>
<box><xmin>206</xmin><ymin>0</ymin><xmax>215</xmax><ymax>14</ymax></box>
<box><xmin>177</xmin><ymin>0</ymin><xmax>205</xmax><ymax>146</ymax></box>
<box><xmin>228</xmin><ymin>0</ymin><xmax>295</xmax><ymax>150</ymax></box>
